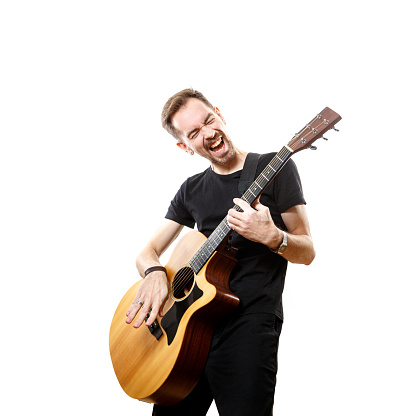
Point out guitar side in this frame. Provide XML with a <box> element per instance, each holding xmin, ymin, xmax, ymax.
<box><xmin>109</xmin><ymin>230</ymin><xmax>239</xmax><ymax>405</ymax></box>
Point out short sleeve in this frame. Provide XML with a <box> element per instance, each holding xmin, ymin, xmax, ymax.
<box><xmin>274</xmin><ymin>159</ymin><xmax>306</xmax><ymax>213</ymax></box>
<box><xmin>165</xmin><ymin>180</ymin><xmax>196</xmax><ymax>229</ymax></box>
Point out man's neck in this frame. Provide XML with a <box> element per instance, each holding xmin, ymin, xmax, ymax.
<box><xmin>211</xmin><ymin>148</ymin><xmax>248</xmax><ymax>175</ymax></box>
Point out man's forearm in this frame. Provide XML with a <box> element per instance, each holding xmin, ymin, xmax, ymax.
<box><xmin>267</xmin><ymin>226</ymin><xmax>315</xmax><ymax>265</ymax></box>
<box><xmin>135</xmin><ymin>243</ymin><xmax>164</xmax><ymax>278</ymax></box>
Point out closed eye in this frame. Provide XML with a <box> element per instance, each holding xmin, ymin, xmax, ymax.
<box><xmin>188</xmin><ymin>115</ymin><xmax>216</xmax><ymax>140</ymax></box>
<box><xmin>190</xmin><ymin>130</ymin><xmax>200</xmax><ymax>140</ymax></box>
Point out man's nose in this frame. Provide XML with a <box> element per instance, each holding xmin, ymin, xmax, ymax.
<box><xmin>200</xmin><ymin>125</ymin><xmax>215</xmax><ymax>140</ymax></box>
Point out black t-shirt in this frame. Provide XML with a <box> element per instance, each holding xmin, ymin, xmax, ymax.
<box><xmin>165</xmin><ymin>153</ymin><xmax>306</xmax><ymax>319</ymax></box>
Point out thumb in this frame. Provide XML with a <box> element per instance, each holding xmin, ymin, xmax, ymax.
<box><xmin>252</xmin><ymin>197</ymin><xmax>264</xmax><ymax>211</ymax></box>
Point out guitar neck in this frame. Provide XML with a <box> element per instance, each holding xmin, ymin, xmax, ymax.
<box><xmin>189</xmin><ymin>145</ymin><xmax>293</xmax><ymax>274</ymax></box>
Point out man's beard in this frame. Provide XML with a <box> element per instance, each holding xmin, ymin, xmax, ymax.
<box><xmin>205</xmin><ymin>132</ymin><xmax>236</xmax><ymax>165</ymax></box>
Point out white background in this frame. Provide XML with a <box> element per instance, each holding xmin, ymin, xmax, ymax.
<box><xmin>1</xmin><ymin>1</ymin><xmax>415</xmax><ymax>415</ymax></box>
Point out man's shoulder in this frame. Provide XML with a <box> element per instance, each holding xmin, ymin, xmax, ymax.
<box><xmin>178</xmin><ymin>167</ymin><xmax>211</xmax><ymax>192</ymax></box>
<box><xmin>186</xmin><ymin>166</ymin><xmax>211</xmax><ymax>183</ymax></box>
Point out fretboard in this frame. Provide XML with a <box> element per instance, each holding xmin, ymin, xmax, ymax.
<box><xmin>189</xmin><ymin>145</ymin><xmax>293</xmax><ymax>274</ymax></box>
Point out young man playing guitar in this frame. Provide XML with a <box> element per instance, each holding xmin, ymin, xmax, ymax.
<box><xmin>125</xmin><ymin>89</ymin><xmax>315</xmax><ymax>415</ymax></box>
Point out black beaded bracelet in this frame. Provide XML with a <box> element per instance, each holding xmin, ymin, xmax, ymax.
<box><xmin>144</xmin><ymin>266</ymin><xmax>167</xmax><ymax>277</ymax></box>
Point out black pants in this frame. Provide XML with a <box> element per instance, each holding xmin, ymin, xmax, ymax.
<box><xmin>153</xmin><ymin>313</ymin><xmax>283</xmax><ymax>416</ymax></box>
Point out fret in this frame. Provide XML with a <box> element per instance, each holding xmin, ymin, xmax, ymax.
<box><xmin>247</xmin><ymin>188</ymin><xmax>256</xmax><ymax>197</ymax></box>
<box><xmin>285</xmin><ymin>144</ymin><xmax>294</xmax><ymax>153</ymax></box>
<box><xmin>249</xmin><ymin>181</ymin><xmax>262</xmax><ymax>194</ymax></box>
<box><xmin>189</xmin><ymin>145</ymin><xmax>293</xmax><ymax>275</ymax></box>
<box><xmin>186</xmin><ymin>108</ymin><xmax>343</xmax><ymax>275</ymax></box>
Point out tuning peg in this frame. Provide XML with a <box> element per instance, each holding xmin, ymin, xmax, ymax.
<box><xmin>309</xmin><ymin>145</ymin><xmax>317</xmax><ymax>150</ymax></box>
<box><xmin>322</xmin><ymin>137</ymin><xmax>328</xmax><ymax>141</ymax></box>
<box><xmin>332</xmin><ymin>127</ymin><xmax>339</xmax><ymax>132</ymax></box>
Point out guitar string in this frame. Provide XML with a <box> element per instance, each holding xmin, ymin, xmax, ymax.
<box><xmin>171</xmin><ymin>219</ymin><xmax>228</xmax><ymax>294</ymax></box>
<box><xmin>171</xmin><ymin>147</ymin><xmax>292</xmax><ymax>296</ymax></box>
<box><xmin>177</xmin><ymin>145</ymin><xmax>290</xmax><ymax>283</ymax></box>
<box><xmin>170</xmin><ymin>141</ymin><xmax>306</xmax><ymax>295</ymax></box>
<box><xmin>170</xmin><ymin>111</ymin><xmax>338</xmax><ymax>295</ymax></box>
<box><xmin>170</xmin><ymin>267</ymin><xmax>193</xmax><ymax>297</ymax></box>
<box><xmin>171</xmin><ymin>221</ymin><xmax>232</xmax><ymax>296</ymax></box>
<box><xmin>170</xmin><ymin>114</ymin><xmax>338</xmax><ymax>299</ymax></box>
<box><xmin>172</xmin><ymin>255</ymin><xmax>206</xmax><ymax>295</ymax></box>
<box><xmin>171</xmin><ymin>239</ymin><xmax>217</xmax><ymax>295</ymax></box>
<box><xmin>171</xmin><ymin>219</ymin><xmax>232</xmax><ymax>295</ymax></box>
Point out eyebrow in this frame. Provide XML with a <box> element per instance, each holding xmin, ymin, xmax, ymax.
<box><xmin>187</xmin><ymin>112</ymin><xmax>214</xmax><ymax>139</ymax></box>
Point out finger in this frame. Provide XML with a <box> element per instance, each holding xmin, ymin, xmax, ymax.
<box><xmin>133</xmin><ymin>294</ymin><xmax>152</xmax><ymax>328</ymax></box>
<box><xmin>126</xmin><ymin>299</ymin><xmax>136</xmax><ymax>316</ymax></box>
<box><xmin>227</xmin><ymin>216</ymin><xmax>243</xmax><ymax>231</ymax></box>
<box><xmin>226</xmin><ymin>213</ymin><xmax>238</xmax><ymax>229</ymax></box>
<box><xmin>159</xmin><ymin>297</ymin><xmax>168</xmax><ymax>317</ymax></box>
<box><xmin>252</xmin><ymin>197</ymin><xmax>264</xmax><ymax>210</ymax></box>
<box><xmin>233</xmin><ymin>198</ymin><xmax>252</xmax><ymax>212</ymax></box>
<box><xmin>128</xmin><ymin>297</ymin><xmax>144</xmax><ymax>312</ymax></box>
<box><xmin>125</xmin><ymin>298</ymin><xmax>144</xmax><ymax>323</ymax></box>
<box><xmin>133</xmin><ymin>306</ymin><xmax>149</xmax><ymax>328</ymax></box>
<box><xmin>141</xmin><ymin>292</ymin><xmax>163</xmax><ymax>327</ymax></box>
<box><xmin>227</xmin><ymin>206</ymin><xmax>245</xmax><ymax>223</ymax></box>
<box><xmin>145</xmin><ymin>305</ymin><xmax>159</xmax><ymax>327</ymax></box>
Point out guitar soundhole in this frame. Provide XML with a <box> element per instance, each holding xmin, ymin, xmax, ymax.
<box><xmin>171</xmin><ymin>265</ymin><xmax>196</xmax><ymax>301</ymax></box>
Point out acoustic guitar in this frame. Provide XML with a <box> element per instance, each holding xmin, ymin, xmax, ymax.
<box><xmin>109</xmin><ymin>107</ymin><xmax>342</xmax><ymax>405</ymax></box>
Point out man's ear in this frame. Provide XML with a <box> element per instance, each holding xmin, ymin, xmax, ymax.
<box><xmin>215</xmin><ymin>107</ymin><xmax>226</xmax><ymax>124</ymax></box>
<box><xmin>176</xmin><ymin>141</ymin><xmax>194</xmax><ymax>155</ymax></box>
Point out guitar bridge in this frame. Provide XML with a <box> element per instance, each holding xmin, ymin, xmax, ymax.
<box><xmin>145</xmin><ymin>309</ymin><xmax>163</xmax><ymax>340</ymax></box>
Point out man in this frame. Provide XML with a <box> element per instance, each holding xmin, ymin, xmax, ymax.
<box><xmin>125</xmin><ymin>89</ymin><xmax>315</xmax><ymax>415</ymax></box>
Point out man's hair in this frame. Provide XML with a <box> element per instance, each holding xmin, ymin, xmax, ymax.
<box><xmin>161</xmin><ymin>88</ymin><xmax>215</xmax><ymax>141</ymax></box>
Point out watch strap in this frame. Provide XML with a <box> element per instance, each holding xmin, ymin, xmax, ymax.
<box><xmin>269</xmin><ymin>231</ymin><xmax>288</xmax><ymax>255</ymax></box>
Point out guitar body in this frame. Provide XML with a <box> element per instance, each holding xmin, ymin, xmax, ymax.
<box><xmin>109</xmin><ymin>230</ymin><xmax>239</xmax><ymax>406</ymax></box>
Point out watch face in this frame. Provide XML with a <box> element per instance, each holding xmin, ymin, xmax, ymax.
<box><xmin>277</xmin><ymin>231</ymin><xmax>287</xmax><ymax>254</ymax></box>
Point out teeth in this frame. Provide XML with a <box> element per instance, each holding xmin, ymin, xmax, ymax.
<box><xmin>210</xmin><ymin>136</ymin><xmax>222</xmax><ymax>150</ymax></box>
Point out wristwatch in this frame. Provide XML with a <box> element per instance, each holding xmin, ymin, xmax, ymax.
<box><xmin>270</xmin><ymin>231</ymin><xmax>288</xmax><ymax>255</ymax></box>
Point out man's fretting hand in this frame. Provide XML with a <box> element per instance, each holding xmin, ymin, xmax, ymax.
<box><xmin>226</xmin><ymin>198</ymin><xmax>283</xmax><ymax>248</ymax></box>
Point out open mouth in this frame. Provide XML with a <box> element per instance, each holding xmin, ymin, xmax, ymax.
<box><xmin>209</xmin><ymin>136</ymin><xmax>225</xmax><ymax>153</ymax></box>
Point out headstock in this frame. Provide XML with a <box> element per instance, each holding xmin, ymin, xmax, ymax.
<box><xmin>287</xmin><ymin>107</ymin><xmax>342</xmax><ymax>154</ymax></box>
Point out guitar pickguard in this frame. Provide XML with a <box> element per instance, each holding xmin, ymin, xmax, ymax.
<box><xmin>161</xmin><ymin>283</ymin><xmax>203</xmax><ymax>345</ymax></box>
